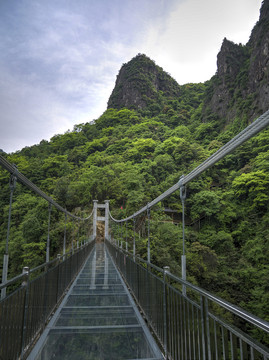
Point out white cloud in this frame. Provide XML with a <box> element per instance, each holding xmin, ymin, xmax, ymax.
<box><xmin>138</xmin><ymin>0</ymin><xmax>261</xmax><ymax>84</ymax></box>
<box><xmin>0</xmin><ymin>67</ymin><xmax>110</xmax><ymax>153</ymax></box>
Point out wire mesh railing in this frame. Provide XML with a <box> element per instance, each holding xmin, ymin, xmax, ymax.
<box><xmin>0</xmin><ymin>153</ymin><xmax>95</xmax><ymax>300</ymax></box>
<box><xmin>0</xmin><ymin>241</ymin><xmax>95</xmax><ymax>360</ymax></box>
<box><xmin>27</xmin><ymin>243</ymin><xmax>163</xmax><ymax>360</ymax></box>
<box><xmin>106</xmin><ymin>240</ymin><xmax>269</xmax><ymax>360</ymax></box>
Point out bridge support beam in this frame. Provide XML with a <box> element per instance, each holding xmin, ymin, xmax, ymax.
<box><xmin>105</xmin><ymin>200</ymin><xmax>109</xmax><ymax>240</ymax></box>
<box><xmin>92</xmin><ymin>200</ymin><xmax>110</xmax><ymax>240</ymax></box>
<box><xmin>1</xmin><ymin>172</ymin><xmax>17</xmax><ymax>300</ymax></box>
<box><xmin>179</xmin><ymin>176</ymin><xmax>187</xmax><ymax>297</ymax></box>
<box><xmin>1</xmin><ymin>254</ymin><xmax>9</xmax><ymax>299</ymax></box>
<box><xmin>93</xmin><ymin>200</ymin><xmax>98</xmax><ymax>239</ymax></box>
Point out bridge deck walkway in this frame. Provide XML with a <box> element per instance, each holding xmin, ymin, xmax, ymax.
<box><xmin>27</xmin><ymin>242</ymin><xmax>163</xmax><ymax>360</ymax></box>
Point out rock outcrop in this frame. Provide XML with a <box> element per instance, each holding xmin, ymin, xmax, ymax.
<box><xmin>108</xmin><ymin>1</ymin><xmax>269</xmax><ymax>126</ymax></box>
<box><xmin>205</xmin><ymin>0</ymin><xmax>269</xmax><ymax>122</ymax></box>
<box><xmin>107</xmin><ymin>54</ymin><xmax>181</xmax><ymax>111</ymax></box>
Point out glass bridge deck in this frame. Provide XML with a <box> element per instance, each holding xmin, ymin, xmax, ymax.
<box><xmin>27</xmin><ymin>242</ymin><xmax>163</xmax><ymax>360</ymax></box>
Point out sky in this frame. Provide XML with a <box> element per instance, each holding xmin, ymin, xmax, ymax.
<box><xmin>0</xmin><ymin>0</ymin><xmax>262</xmax><ymax>153</ymax></box>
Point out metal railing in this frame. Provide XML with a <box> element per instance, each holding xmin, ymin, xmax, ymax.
<box><xmin>108</xmin><ymin>109</ymin><xmax>269</xmax><ymax>304</ymax></box>
<box><xmin>0</xmin><ymin>154</ymin><xmax>94</xmax><ymax>300</ymax></box>
<box><xmin>106</xmin><ymin>240</ymin><xmax>269</xmax><ymax>360</ymax></box>
<box><xmin>0</xmin><ymin>241</ymin><xmax>95</xmax><ymax>360</ymax></box>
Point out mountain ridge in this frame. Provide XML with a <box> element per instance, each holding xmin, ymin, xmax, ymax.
<box><xmin>107</xmin><ymin>0</ymin><xmax>269</xmax><ymax>127</ymax></box>
<box><xmin>205</xmin><ymin>0</ymin><xmax>269</xmax><ymax>124</ymax></box>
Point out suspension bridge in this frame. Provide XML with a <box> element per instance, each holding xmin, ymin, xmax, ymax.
<box><xmin>1</xmin><ymin>110</ymin><xmax>269</xmax><ymax>359</ymax></box>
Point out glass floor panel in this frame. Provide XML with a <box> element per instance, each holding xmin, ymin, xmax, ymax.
<box><xmin>36</xmin><ymin>328</ymin><xmax>157</xmax><ymax>360</ymax></box>
<box><xmin>65</xmin><ymin>294</ymin><xmax>131</xmax><ymax>306</ymax></box>
<box><xmin>27</xmin><ymin>242</ymin><xmax>163</xmax><ymax>360</ymax></box>
<box><xmin>55</xmin><ymin>307</ymin><xmax>139</xmax><ymax>326</ymax></box>
<box><xmin>71</xmin><ymin>286</ymin><xmax>125</xmax><ymax>295</ymax></box>
<box><xmin>76</xmin><ymin>277</ymin><xmax>122</xmax><ymax>285</ymax></box>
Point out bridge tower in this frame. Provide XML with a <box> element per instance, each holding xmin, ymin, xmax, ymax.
<box><xmin>92</xmin><ymin>200</ymin><xmax>110</xmax><ymax>240</ymax></box>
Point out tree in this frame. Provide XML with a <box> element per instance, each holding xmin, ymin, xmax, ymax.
<box><xmin>232</xmin><ymin>170</ymin><xmax>269</xmax><ymax>210</ymax></box>
<box><xmin>190</xmin><ymin>190</ymin><xmax>221</xmax><ymax>221</ymax></box>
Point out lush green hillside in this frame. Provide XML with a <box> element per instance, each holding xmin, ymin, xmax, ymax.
<box><xmin>0</xmin><ymin>2</ymin><xmax>269</xmax><ymax>340</ymax></box>
<box><xmin>1</xmin><ymin>103</ymin><xmax>269</xmax><ymax>324</ymax></box>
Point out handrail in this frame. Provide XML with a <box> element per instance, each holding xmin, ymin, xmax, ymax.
<box><xmin>109</xmin><ymin>109</ymin><xmax>269</xmax><ymax>222</ymax></box>
<box><xmin>0</xmin><ymin>245</ymin><xmax>87</xmax><ymax>291</ymax></box>
<box><xmin>167</xmin><ymin>271</ymin><xmax>269</xmax><ymax>334</ymax></box>
<box><xmin>111</xmin><ymin>242</ymin><xmax>269</xmax><ymax>334</ymax></box>
<box><xmin>0</xmin><ymin>154</ymin><xmax>93</xmax><ymax>221</ymax></box>
<box><xmin>0</xmin><ymin>241</ymin><xmax>95</xmax><ymax>360</ymax></box>
<box><xmin>0</xmin><ymin>272</ymin><xmax>26</xmax><ymax>291</ymax></box>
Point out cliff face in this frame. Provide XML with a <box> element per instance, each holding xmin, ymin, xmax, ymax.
<box><xmin>205</xmin><ymin>0</ymin><xmax>269</xmax><ymax>122</ymax></box>
<box><xmin>207</xmin><ymin>38</ymin><xmax>249</xmax><ymax>121</ymax></box>
<box><xmin>107</xmin><ymin>54</ymin><xmax>181</xmax><ymax>111</ymax></box>
<box><xmin>108</xmin><ymin>1</ymin><xmax>268</xmax><ymax>125</ymax></box>
<box><xmin>247</xmin><ymin>0</ymin><xmax>269</xmax><ymax>113</ymax></box>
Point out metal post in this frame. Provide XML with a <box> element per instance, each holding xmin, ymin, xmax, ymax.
<box><xmin>84</xmin><ymin>218</ymin><xmax>87</xmax><ymax>245</ymax></box>
<box><xmin>147</xmin><ymin>203</ymin><xmax>151</xmax><ymax>263</ymax></box>
<box><xmin>110</xmin><ymin>223</ymin><xmax>112</xmax><ymax>242</ymax></box>
<box><xmin>105</xmin><ymin>200</ymin><xmax>109</xmax><ymax>239</ymax></box>
<box><xmin>125</xmin><ymin>221</ymin><xmax>128</xmax><ymax>251</ymax></box>
<box><xmin>163</xmin><ymin>266</ymin><xmax>170</xmax><ymax>359</ymax></box>
<box><xmin>117</xmin><ymin>223</ymin><xmax>119</xmax><ymax>246</ymax></box>
<box><xmin>85</xmin><ymin>219</ymin><xmax>87</xmax><ymax>245</ymax></box>
<box><xmin>90</xmin><ymin>251</ymin><xmax>96</xmax><ymax>290</ymax></box>
<box><xmin>63</xmin><ymin>212</ymin><xmax>67</xmax><ymax>260</ymax></box>
<box><xmin>180</xmin><ymin>176</ymin><xmax>187</xmax><ymax>297</ymax></box>
<box><xmin>133</xmin><ymin>217</ymin><xmax>136</xmax><ymax>260</ymax></box>
<box><xmin>56</xmin><ymin>254</ymin><xmax>61</xmax><ymax>302</ymax></box>
<box><xmin>72</xmin><ymin>219</ymin><xmax>74</xmax><ymax>255</ymax></box>
<box><xmin>77</xmin><ymin>221</ymin><xmax>79</xmax><ymax>249</ymax></box>
<box><xmin>93</xmin><ymin>200</ymin><xmax>98</xmax><ymax>239</ymax></box>
<box><xmin>1</xmin><ymin>172</ymin><xmax>16</xmax><ymax>300</ymax></box>
<box><xmin>20</xmin><ymin>266</ymin><xmax>30</xmax><ymax>358</ymax></box>
<box><xmin>200</xmin><ymin>295</ymin><xmax>211</xmax><ymax>360</ymax></box>
<box><xmin>46</xmin><ymin>203</ymin><xmax>52</xmax><ymax>263</ymax></box>
<box><xmin>103</xmin><ymin>251</ymin><xmax>108</xmax><ymax>290</ymax></box>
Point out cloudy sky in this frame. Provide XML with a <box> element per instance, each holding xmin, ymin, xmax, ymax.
<box><xmin>0</xmin><ymin>0</ymin><xmax>262</xmax><ymax>153</ymax></box>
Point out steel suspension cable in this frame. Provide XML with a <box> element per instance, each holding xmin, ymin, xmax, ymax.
<box><xmin>109</xmin><ymin>109</ymin><xmax>269</xmax><ymax>223</ymax></box>
<box><xmin>0</xmin><ymin>154</ymin><xmax>94</xmax><ymax>221</ymax></box>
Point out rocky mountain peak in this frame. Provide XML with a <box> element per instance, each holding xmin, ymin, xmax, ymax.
<box><xmin>247</xmin><ymin>0</ymin><xmax>269</xmax><ymax>102</ymax></box>
<box><xmin>107</xmin><ymin>54</ymin><xmax>181</xmax><ymax>111</ymax></box>
<box><xmin>205</xmin><ymin>0</ymin><xmax>269</xmax><ymax>123</ymax></box>
<box><xmin>217</xmin><ymin>38</ymin><xmax>248</xmax><ymax>79</ymax></box>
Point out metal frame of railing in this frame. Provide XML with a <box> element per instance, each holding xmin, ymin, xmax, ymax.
<box><xmin>0</xmin><ymin>149</ymin><xmax>96</xmax><ymax>359</ymax></box>
<box><xmin>0</xmin><ymin>153</ymin><xmax>94</xmax><ymax>301</ymax></box>
<box><xmin>106</xmin><ymin>240</ymin><xmax>269</xmax><ymax>360</ymax></box>
<box><xmin>0</xmin><ymin>240</ymin><xmax>95</xmax><ymax>360</ymax></box>
<box><xmin>108</xmin><ymin>109</ymin><xmax>269</xmax><ymax>303</ymax></box>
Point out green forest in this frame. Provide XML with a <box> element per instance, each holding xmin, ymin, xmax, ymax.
<box><xmin>0</xmin><ymin>49</ymin><xmax>268</xmax><ymax>339</ymax></box>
